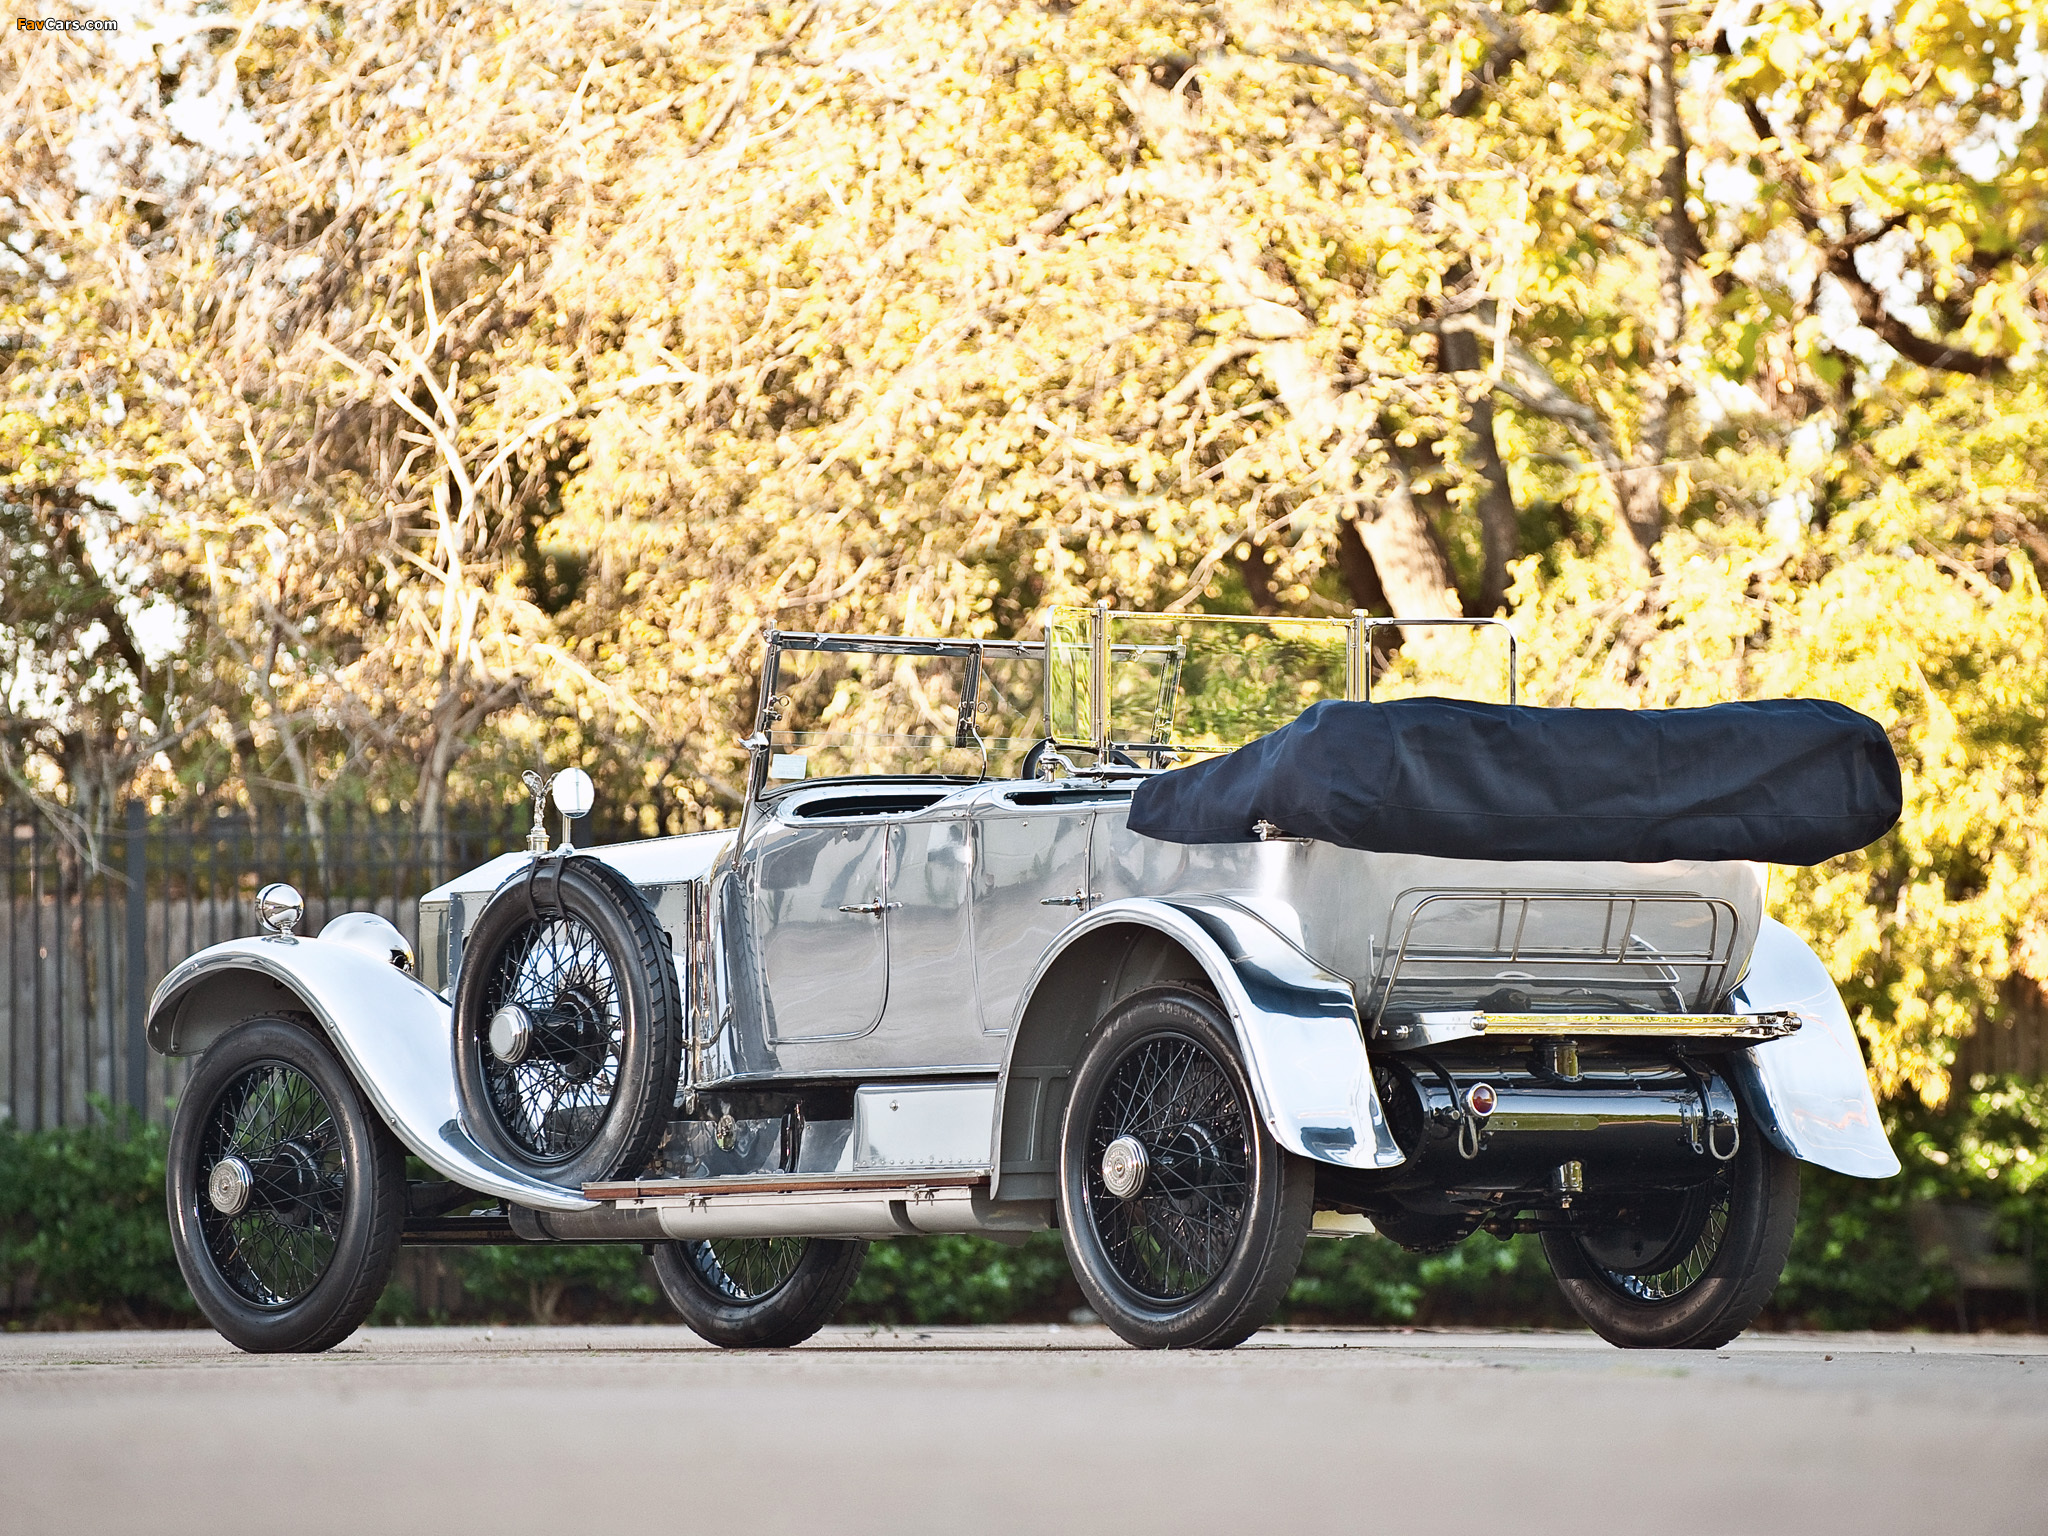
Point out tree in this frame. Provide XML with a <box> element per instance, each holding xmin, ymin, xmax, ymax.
<box><xmin>3</xmin><ymin>0</ymin><xmax>2044</xmax><ymax>1104</ymax></box>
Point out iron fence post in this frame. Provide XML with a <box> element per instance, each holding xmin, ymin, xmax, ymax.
<box><xmin>124</xmin><ymin>799</ymin><xmax>147</xmax><ymax>1116</ymax></box>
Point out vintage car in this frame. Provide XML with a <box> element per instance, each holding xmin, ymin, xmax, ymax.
<box><xmin>147</xmin><ymin>607</ymin><xmax>1901</xmax><ymax>1354</ymax></box>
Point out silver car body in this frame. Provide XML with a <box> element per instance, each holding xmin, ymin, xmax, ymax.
<box><xmin>148</xmin><ymin>620</ymin><xmax>1899</xmax><ymax>1235</ymax></box>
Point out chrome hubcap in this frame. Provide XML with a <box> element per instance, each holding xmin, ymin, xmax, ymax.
<box><xmin>489</xmin><ymin>1004</ymin><xmax>533</xmax><ymax>1065</ymax></box>
<box><xmin>207</xmin><ymin>1155</ymin><xmax>254</xmax><ymax>1216</ymax></box>
<box><xmin>1100</xmin><ymin>1134</ymin><xmax>1149</xmax><ymax>1200</ymax></box>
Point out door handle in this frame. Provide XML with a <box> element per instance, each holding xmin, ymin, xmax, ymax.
<box><xmin>837</xmin><ymin>901</ymin><xmax>901</xmax><ymax>916</ymax></box>
<box><xmin>1039</xmin><ymin>892</ymin><xmax>1095</xmax><ymax>908</ymax></box>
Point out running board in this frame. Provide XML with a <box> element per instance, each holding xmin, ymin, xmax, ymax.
<box><xmin>579</xmin><ymin>1169</ymin><xmax>999</xmax><ymax>1241</ymax></box>
<box><xmin>1371</xmin><ymin>1010</ymin><xmax>1800</xmax><ymax>1051</ymax></box>
<box><xmin>583</xmin><ymin>1169</ymin><xmax>988</xmax><ymax>1202</ymax></box>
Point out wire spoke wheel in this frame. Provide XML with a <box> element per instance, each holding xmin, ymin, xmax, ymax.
<box><xmin>1599</xmin><ymin>1193</ymin><xmax>1730</xmax><ymax>1303</ymax></box>
<box><xmin>478</xmin><ymin>913</ymin><xmax>624</xmax><ymax>1163</ymax></box>
<box><xmin>195</xmin><ymin>1061</ymin><xmax>345</xmax><ymax>1307</ymax></box>
<box><xmin>168</xmin><ymin>1017</ymin><xmax>405</xmax><ymax>1353</ymax></box>
<box><xmin>653</xmin><ymin>1236</ymin><xmax>869</xmax><ymax>1349</ymax></box>
<box><xmin>1085</xmin><ymin>1032</ymin><xmax>1252</xmax><ymax>1303</ymax></box>
<box><xmin>1058</xmin><ymin>987</ymin><xmax>1312</xmax><ymax>1350</ymax></box>
<box><xmin>681</xmin><ymin>1238</ymin><xmax>808</xmax><ymax>1303</ymax></box>
<box><xmin>454</xmin><ymin>858</ymin><xmax>683</xmax><ymax>1187</ymax></box>
<box><xmin>1541</xmin><ymin>1130</ymin><xmax>1801</xmax><ymax>1350</ymax></box>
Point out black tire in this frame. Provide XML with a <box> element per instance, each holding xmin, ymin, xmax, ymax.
<box><xmin>454</xmin><ymin>855</ymin><xmax>683</xmax><ymax>1188</ymax></box>
<box><xmin>652</xmin><ymin>1237</ymin><xmax>867</xmax><ymax>1349</ymax></box>
<box><xmin>1541</xmin><ymin>1130</ymin><xmax>1801</xmax><ymax>1349</ymax></box>
<box><xmin>167</xmin><ymin>1016</ymin><xmax>406</xmax><ymax>1354</ymax></box>
<box><xmin>1057</xmin><ymin>985</ymin><xmax>1313</xmax><ymax>1350</ymax></box>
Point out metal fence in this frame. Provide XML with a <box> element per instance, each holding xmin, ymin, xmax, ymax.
<box><xmin>9</xmin><ymin>798</ymin><xmax>2046</xmax><ymax>1133</ymax></box>
<box><xmin>1</xmin><ymin>802</ymin><xmax>522</xmax><ymax>1130</ymax></box>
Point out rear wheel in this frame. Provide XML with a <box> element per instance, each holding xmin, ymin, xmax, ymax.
<box><xmin>1540</xmin><ymin>1131</ymin><xmax>1800</xmax><ymax>1349</ymax></box>
<box><xmin>652</xmin><ymin>1237</ymin><xmax>867</xmax><ymax>1349</ymax></box>
<box><xmin>1057</xmin><ymin>986</ymin><xmax>1313</xmax><ymax>1349</ymax></box>
<box><xmin>167</xmin><ymin>1016</ymin><xmax>406</xmax><ymax>1353</ymax></box>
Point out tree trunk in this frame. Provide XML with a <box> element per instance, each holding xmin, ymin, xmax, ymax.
<box><xmin>1621</xmin><ymin>3</ymin><xmax>1703</xmax><ymax>570</ymax></box>
<box><xmin>1258</xmin><ymin>339</ymin><xmax>1462</xmax><ymax>619</ymax></box>
<box><xmin>1352</xmin><ymin>475</ymin><xmax>1463</xmax><ymax>620</ymax></box>
<box><xmin>1234</xmin><ymin>544</ymin><xmax>1281</xmax><ymax>615</ymax></box>
<box><xmin>1438</xmin><ymin>325</ymin><xmax>1520</xmax><ymax>612</ymax></box>
<box><xmin>1334</xmin><ymin>515</ymin><xmax>1391</xmax><ymax>614</ymax></box>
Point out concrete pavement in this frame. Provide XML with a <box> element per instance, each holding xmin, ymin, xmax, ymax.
<box><xmin>2</xmin><ymin>1325</ymin><xmax>2043</xmax><ymax>1534</ymax></box>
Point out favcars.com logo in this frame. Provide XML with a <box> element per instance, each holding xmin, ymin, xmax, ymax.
<box><xmin>17</xmin><ymin>16</ymin><xmax>119</xmax><ymax>29</ymax></box>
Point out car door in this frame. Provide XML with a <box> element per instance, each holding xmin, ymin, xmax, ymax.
<box><xmin>864</xmin><ymin>810</ymin><xmax>988</xmax><ymax>1069</ymax></box>
<box><xmin>749</xmin><ymin>815</ymin><xmax>891</xmax><ymax>1043</ymax></box>
<box><xmin>971</xmin><ymin>793</ymin><xmax>1100</xmax><ymax>1035</ymax></box>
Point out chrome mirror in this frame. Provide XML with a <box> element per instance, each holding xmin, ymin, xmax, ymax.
<box><xmin>551</xmin><ymin>767</ymin><xmax>594</xmax><ymax>820</ymax></box>
<box><xmin>551</xmin><ymin>766</ymin><xmax>594</xmax><ymax>851</ymax></box>
<box><xmin>255</xmin><ymin>882</ymin><xmax>304</xmax><ymax>943</ymax></box>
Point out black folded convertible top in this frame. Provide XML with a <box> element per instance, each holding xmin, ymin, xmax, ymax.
<box><xmin>1125</xmin><ymin>697</ymin><xmax>1901</xmax><ymax>865</ymax></box>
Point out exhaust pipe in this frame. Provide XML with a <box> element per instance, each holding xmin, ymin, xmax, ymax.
<box><xmin>1378</xmin><ymin>1054</ymin><xmax>1741</xmax><ymax>1191</ymax></box>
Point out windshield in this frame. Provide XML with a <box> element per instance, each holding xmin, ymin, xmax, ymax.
<box><xmin>1046</xmin><ymin>608</ymin><xmax>1515</xmax><ymax>759</ymax></box>
<box><xmin>758</xmin><ymin>636</ymin><xmax>1045</xmax><ymax>786</ymax></box>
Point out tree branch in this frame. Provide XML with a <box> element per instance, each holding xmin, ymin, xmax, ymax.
<box><xmin>1447</xmin><ymin>0</ymin><xmax>1563</xmax><ymax>118</ymax></box>
<box><xmin>1724</xmin><ymin>81</ymin><xmax>2013</xmax><ymax>379</ymax></box>
<box><xmin>1825</xmin><ymin>250</ymin><xmax>2010</xmax><ymax>378</ymax></box>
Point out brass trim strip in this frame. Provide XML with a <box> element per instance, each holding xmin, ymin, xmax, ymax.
<box><xmin>1474</xmin><ymin>1011</ymin><xmax>1799</xmax><ymax>1039</ymax></box>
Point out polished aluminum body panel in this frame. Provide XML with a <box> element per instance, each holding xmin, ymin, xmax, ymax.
<box><xmin>874</xmin><ymin>816</ymin><xmax>979</xmax><ymax>1063</ymax></box>
<box><xmin>1728</xmin><ymin>917</ymin><xmax>1901</xmax><ymax>1178</ymax></box>
<box><xmin>1089</xmin><ymin>812</ymin><xmax>1770</xmax><ymax>1019</ymax></box>
<box><xmin>853</xmin><ymin>1081</ymin><xmax>998</xmax><ymax>1170</ymax></box>
<box><xmin>753</xmin><ymin>816</ymin><xmax>890</xmax><ymax>1043</ymax></box>
<box><xmin>972</xmin><ymin>794</ymin><xmax>1099</xmax><ymax>1033</ymax></box>
<box><xmin>145</xmin><ymin>935</ymin><xmax>595</xmax><ymax>1212</ymax></box>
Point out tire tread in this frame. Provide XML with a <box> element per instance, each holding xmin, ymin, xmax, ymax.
<box><xmin>654</xmin><ymin>1238</ymin><xmax>868</xmax><ymax>1349</ymax></box>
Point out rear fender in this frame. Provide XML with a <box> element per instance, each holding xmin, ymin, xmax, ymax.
<box><xmin>1727</xmin><ymin>918</ymin><xmax>1900</xmax><ymax>1179</ymax></box>
<box><xmin>991</xmin><ymin>896</ymin><xmax>1404</xmax><ymax>1201</ymax></box>
<box><xmin>148</xmin><ymin>932</ymin><xmax>595</xmax><ymax>1212</ymax></box>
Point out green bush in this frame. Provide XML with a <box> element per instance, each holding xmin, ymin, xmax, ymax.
<box><xmin>1771</xmin><ymin>1076</ymin><xmax>2048</xmax><ymax>1330</ymax></box>
<box><xmin>844</xmin><ymin>1233</ymin><xmax>1077</xmax><ymax>1325</ymax></box>
<box><xmin>371</xmin><ymin>1245</ymin><xmax>663</xmax><ymax>1326</ymax></box>
<box><xmin>5</xmin><ymin>1084</ymin><xmax>2043</xmax><ymax>1332</ymax></box>
<box><xmin>0</xmin><ymin>1101</ymin><xmax>192</xmax><ymax>1326</ymax></box>
<box><xmin>1286</xmin><ymin>1231</ymin><xmax>1578</xmax><ymax>1329</ymax></box>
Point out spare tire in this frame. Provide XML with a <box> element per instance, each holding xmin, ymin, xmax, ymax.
<box><xmin>453</xmin><ymin>855</ymin><xmax>683</xmax><ymax>1187</ymax></box>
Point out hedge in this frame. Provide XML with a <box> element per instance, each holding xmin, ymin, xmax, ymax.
<box><xmin>6</xmin><ymin>1082</ymin><xmax>2043</xmax><ymax>1331</ymax></box>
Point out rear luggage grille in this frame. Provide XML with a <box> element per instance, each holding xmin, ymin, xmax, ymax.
<box><xmin>1366</xmin><ymin>889</ymin><xmax>1746</xmax><ymax>1026</ymax></box>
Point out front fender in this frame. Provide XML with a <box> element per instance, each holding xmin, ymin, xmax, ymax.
<box><xmin>148</xmin><ymin>934</ymin><xmax>595</xmax><ymax>1212</ymax></box>
<box><xmin>1728</xmin><ymin>918</ymin><xmax>1900</xmax><ymax>1179</ymax></box>
<box><xmin>995</xmin><ymin>896</ymin><xmax>1404</xmax><ymax>1194</ymax></box>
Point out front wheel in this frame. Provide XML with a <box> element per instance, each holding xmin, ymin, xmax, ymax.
<box><xmin>1540</xmin><ymin>1131</ymin><xmax>1801</xmax><ymax>1349</ymax></box>
<box><xmin>167</xmin><ymin>1016</ymin><xmax>407</xmax><ymax>1353</ymax></box>
<box><xmin>1057</xmin><ymin>985</ymin><xmax>1313</xmax><ymax>1349</ymax></box>
<box><xmin>652</xmin><ymin>1237</ymin><xmax>867</xmax><ymax>1349</ymax></box>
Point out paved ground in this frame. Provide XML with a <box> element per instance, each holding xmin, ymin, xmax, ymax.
<box><xmin>2</xmin><ymin>1325</ymin><xmax>2045</xmax><ymax>1534</ymax></box>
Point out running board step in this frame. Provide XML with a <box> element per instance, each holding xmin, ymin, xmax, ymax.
<box><xmin>578</xmin><ymin>1169</ymin><xmax>995</xmax><ymax>1242</ymax></box>
<box><xmin>583</xmin><ymin>1169</ymin><xmax>989</xmax><ymax>1202</ymax></box>
<box><xmin>1372</xmin><ymin>1010</ymin><xmax>1800</xmax><ymax>1051</ymax></box>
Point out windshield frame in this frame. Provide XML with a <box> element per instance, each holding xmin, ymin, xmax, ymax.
<box><xmin>1043</xmin><ymin>605</ymin><xmax>1519</xmax><ymax>764</ymax></box>
<box><xmin>745</xmin><ymin>631</ymin><xmax>1047</xmax><ymax>807</ymax></box>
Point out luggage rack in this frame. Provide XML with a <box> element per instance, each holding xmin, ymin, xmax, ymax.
<box><xmin>1366</xmin><ymin>889</ymin><xmax>1748</xmax><ymax>1031</ymax></box>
